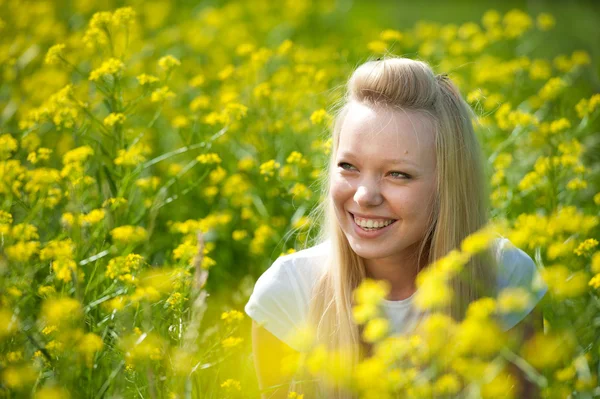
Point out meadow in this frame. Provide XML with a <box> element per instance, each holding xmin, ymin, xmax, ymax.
<box><xmin>0</xmin><ymin>0</ymin><xmax>599</xmax><ymax>398</ymax></box>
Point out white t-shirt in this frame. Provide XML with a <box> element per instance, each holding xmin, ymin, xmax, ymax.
<box><xmin>245</xmin><ymin>238</ymin><xmax>548</xmax><ymax>352</ymax></box>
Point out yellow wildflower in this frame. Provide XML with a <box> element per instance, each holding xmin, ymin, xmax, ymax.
<box><xmin>35</xmin><ymin>386</ymin><xmax>71</xmax><ymax>399</ymax></box>
<box><xmin>232</xmin><ymin>230</ymin><xmax>248</xmax><ymax>241</ymax></box>
<box><xmin>538</xmin><ymin>77</ymin><xmax>566</xmax><ymax>101</ymax></box>
<box><xmin>536</xmin><ymin>13</ymin><xmax>555</xmax><ymax>31</ymax></box>
<box><xmin>137</xmin><ymin>74</ymin><xmax>159</xmax><ymax>85</ymax></box>
<box><xmin>5</xmin><ymin>241</ymin><xmax>40</xmax><ymax>262</ymax></box>
<box><xmin>150</xmin><ymin>86</ymin><xmax>176</xmax><ymax>103</ymax></box>
<box><xmin>40</xmin><ymin>297</ymin><xmax>82</xmax><ymax>327</ymax></box>
<box><xmin>0</xmin><ymin>308</ymin><xmax>18</xmax><ymax>338</ymax></box>
<box><xmin>574</xmin><ymin>238</ymin><xmax>598</xmax><ymax>256</ymax></box>
<box><xmin>220</xmin><ymin>379</ymin><xmax>241</xmax><ymax>391</ymax></box>
<box><xmin>52</xmin><ymin>258</ymin><xmax>78</xmax><ymax>282</ymax></box>
<box><xmin>189</xmin><ymin>74</ymin><xmax>205</xmax><ymax>87</ymax></box>
<box><xmin>497</xmin><ymin>287</ymin><xmax>533</xmax><ymax>313</ymax></box>
<box><xmin>362</xmin><ymin>317</ymin><xmax>389</xmax><ymax>343</ymax></box>
<box><xmin>158</xmin><ymin>55</ymin><xmax>181</xmax><ymax>71</ymax></box>
<box><xmin>221</xmin><ymin>336</ymin><xmax>243</xmax><ymax>348</ymax></box>
<box><xmin>110</xmin><ymin>225</ymin><xmax>148</xmax><ymax>244</ymax></box>
<box><xmin>0</xmin><ymin>134</ymin><xmax>18</xmax><ymax>160</ymax></box>
<box><xmin>221</xmin><ymin>310</ymin><xmax>244</xmax><ymax>324</ymax></box>
<box><xmin>310</xmin><ymin>108</ymin><xmax>332</xmax><ymax>126</ymax></box>
<box><xmin>1</xmin><ymin>364</ymin><xmax>37</xmax><ymax>389</ymax></box>
<box><xmin>196</xmin><ymin>153</ymin><xmax>222</xmax><ymax>164</ymax></box>
<box><xmin>78</xmin><ymin>333</ymin><xmax>104</xmax><ymax>366</ymax></box>
<box><xmin>89</xmin><ymin>58</ymin><xmax>125</xmax><ymax>81</ymax></box>
<box><xmin>45</xmin><ymin>43</ymin><xmax>66</xmax><ymax>65</ymax></box>
<box><xmin>592</xmin><ymin>252</ymin><xmax>600</xmax><ymax>273</ymax></box>
<box><xmin>259</xmin><ymin>159</ymin><xmax>281</xmax><ymax>181</ymax></box>
<box><xmin>522</xmin><ymin>331</ymin><xmax>575</xmax><ymax>370</ymax></box>
<box><xmin>114</xmin><ymin>142</ymin><xmax>151</xmax><ymax>166</ymax></box>
<box><xmin>103</xmin><ymin>113</ymin><xmax>126</xmax><ymax>127</ymax></box>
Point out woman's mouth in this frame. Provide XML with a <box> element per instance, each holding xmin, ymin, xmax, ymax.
<box><xmin>349</xmin><ymin>212</ymin><xmax>398</xmax><ymax>236</ymax></box>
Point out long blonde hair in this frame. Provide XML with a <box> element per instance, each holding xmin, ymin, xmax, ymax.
<box><xmin>301</xmin><ymin>56</ymin><xmax>496</xmax><ymax>398</ymax></box>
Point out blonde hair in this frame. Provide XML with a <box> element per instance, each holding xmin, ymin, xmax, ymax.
<box><xmin>300</xmin><ymin>56</ymin><xmax>496</xmax><ymax>398</ymax></box>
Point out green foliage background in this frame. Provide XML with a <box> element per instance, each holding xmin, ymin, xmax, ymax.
<box><xmin>0</xmin><ymin>0</ymin><xmax>599</xmax><ymax>398</ymax></box>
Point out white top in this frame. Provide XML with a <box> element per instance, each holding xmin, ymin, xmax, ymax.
<box><xmin>245</xmin><ymin>238</ymin><xmax>548</xmax><ymax>352</ymax></box>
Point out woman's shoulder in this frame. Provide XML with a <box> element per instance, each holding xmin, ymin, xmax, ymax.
<box><xmin>244</xmin><ymin>240</ymin><xmax>330</xmax><ymax>351</ymax></box>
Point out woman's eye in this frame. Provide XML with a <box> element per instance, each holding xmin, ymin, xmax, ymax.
<box><xmin>338</xmin><ymin>162</ymin><xmax>355</xmax><ymax>171</ymax></box>
<box><xmin>390</xmin><ymin>171</ymin><xmax>411</xmax><ymax>179</ymax></box>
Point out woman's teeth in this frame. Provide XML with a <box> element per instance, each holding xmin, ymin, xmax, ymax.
<box><xmin>353</xmin><ymin>216</ymin><xmax>396</xmax><ymax>230</ymax></box>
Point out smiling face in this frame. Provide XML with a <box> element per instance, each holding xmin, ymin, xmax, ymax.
<box><xmin>330</xmin><ymin>101</ymin><xmax>438</xmax><ymax>264</ymax></box>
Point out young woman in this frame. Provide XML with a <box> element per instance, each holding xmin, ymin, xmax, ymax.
<box><xmin>245</xmin><ymin>57</ymin><xmax>547</xmax><ymax>398</ymax></box>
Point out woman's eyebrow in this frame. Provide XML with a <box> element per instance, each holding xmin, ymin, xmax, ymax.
<box><xmin>338</xmin><ymin>152</ymin><xmax>417</xmax><ymax>166</ymax></box>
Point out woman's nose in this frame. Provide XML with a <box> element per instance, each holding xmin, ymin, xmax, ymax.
<box><xmin>354</xmin><ymin>183</ymin><xmax>383</xmax><ymax>207</ymax></box>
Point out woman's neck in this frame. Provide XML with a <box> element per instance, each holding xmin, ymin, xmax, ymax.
<box><xmin>363</xmin><ymin>247</ymin><xmax>428</xmax><ymax>300</ymax></box>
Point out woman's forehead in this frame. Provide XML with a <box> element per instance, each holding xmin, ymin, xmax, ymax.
<box><xmin>338</xmin><ymin>102</ymin><xmax>436</xmax><ymax>162</ymax></box>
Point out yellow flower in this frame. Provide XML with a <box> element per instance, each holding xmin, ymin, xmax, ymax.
<box><xmin>137</xmin><ymin>74</ymin><xmax>159</xmax><ymax>85</ymax></box>
<box><xmin>541</xmin><ymin>265</ymin><xmax>589</xmax><ymax>299</ymax></box>
<box><xmin>414</xmin><ymin>271</ymin><xmax>451</xmax><ymax>310</ymax></box>
<box><xmin>196</xmin><ymin>153</ymin><xmax>222</xmax><ymax>164</ymax></box>
<box><xmin>122</xmin><ymin>332</ymin><xmax>165</xmax><ymax>365</ymax></box>
<box><xmin>2</xmin><ymin>365</ymin><xmax>37</xmax><ymax>389</ymax></box>
<box><xmin>190</xmin><ymin>95</ymin><xmax>210</xmax><ymax>111</ymax></box>
<box><xmin>89</xmin><ymin>58</ymin><xmax>125</xmax><ymax>81</ymax></box>
<box><xmin>310</xmin><ymin>108</ymin><xmax>332</xmax><ymax>126</ymax></box>
<box><xmin>0</xmin><ymin>308</ymin><xmax>19</xmax><ymax>338</ymax></box>
<box><xmin>259</xmin><ymin>159</ymin><xmax>281</xmax><ymax>180</ymax></box>
<box><xmin>574</xmin><ymin>238</ymin><xmax>598</xmax><ymax>256</ymax></box>
<box><xmin>158</xmin><ymin>55</ymin><xmax>181</xmax><ymax>71</ymax></box>
<box><xmin>103</xmin><ymin>113</ymin><xmax>126</xmax><ymax>127</ymax></box>
<box><xmin>82</xmin><ymin>209</ymin><xmax>105</xmax><ymax>225</ymax></box>
<box><xmin>232</xmin><ymin>230</ymin><xmax>248</xmax><ymax>241</ymax></box>
<box><xmin>502</xmin><ymin>9</ymin><xmax>532</xmax><ymax>39</ymax></box>
<box><xmin>45</xmin><ymin>44</ymin><xmax>66</xmax><ymax>65</ymax></box>
<box><xmin>538</xmin><ymin>77</ymin><xmax>566</xmax><ymax>101</ymax></box>
<box><xmin>220</xmin><ymin>379</ymin><xmax>241</xmax><ymax>391</ymax></box>
<box><xmin>480</xmin><ymin>369</ymin><xmax>519</xmax><ymax>399</ymax></box>
<box><xmin>521</xmin><ymin>331</ymin><xmax>575</xmax><ymax>370</ymax></box>
<box><xmin>114</xmin><ymin>142</ymin><xmax>151</xmax><ymax>166</ymax></box>
<box><xmin>40</xmin><ymin>297</ymin><xmax>82</xmax><ymax>327</ymax></box>
<box><xmin>362</xmin><ymin>317</ymin><xmax>389</xmax><ymax>343</ymax></box>
<box><xmin>367</xmin><ymin>40</ymin><xmax>387</xmax><ymax>53</ymax></box>
<box><xmin>592</xmin><ymin>252</ymin><xmax>600</xmax><ymax>273</ymax></box>
<box><xmin>35</xmin><ymin>386</ymin><xmax>71</xmax><ymax>399</ymax></box>
<box><xmin>5</xmin><ymin>241</ymin><xmax>40</xmax><ymax>262</ymax></box>
<box><xmin>536</xmin><ymin>13</ymin><xmax>555</xmax><ymax>31</ymax></box>
<box><xmin>433</xmin><ymin>373</ymin><xmax>462</xmax><ymax>396</ymax></box>
<box><xmin>166</xmin><ymin>292</ymin><xmax>184</xmax><ymax>307</ymax></box>
<box><xmin>189</xmin><ymin>74</ymin><xmax>205</xmax><ymax>87</ymax></box>
<box><xmin>110</xmin><ymin>225</ymin><xmax>148</xmax><ymax>244</ymax></box>
<box><xmin>221</xmin><ymin>310</ymin><xmax>244</xmax><ymax>324</ymax></box>
<box><xmin>106</xmin><ymin>253</ymin><xmax>144</xmax><ymax>280</ymax></box>
<box><xmin>529</xmin><ymin>59</ymin><xmax>551</xmax><ymax>80</ymax></box>
<box><xmin>465</xmin><ymin>297</ymin><xmax>497</xmax><ymax>320</ymax></box>
<box><xmin>460</xmin><ymin>227</ymin><xmax>497</xmax><ymax>254</ymax></box>
<box><xmin>221</xmin><ymin>336</ymin><xmax>243</xmax><ymax>348</ymax></box>
<box><xmin>77</xmin><ymin>333</ymin><xmax>104</xmax><ymax>366</ymax></box>
<box><xmin>497</xmin><ymin>287</ymin><xmax>532</xmax><ymax>313</ymax></box>
<box><xmin>354</xmin><ymin>278</ymin><xmax>390</xmax><ymax>307</ymax></box>
<box><xmin>589</xmin><ymin>274</ymin><xmax>600</xmax><ymax>290</ymax></box>
<box><xmin>150</xmin><ymin>86</ymin><xmax>176</xmax><ymax>103</ymax></box>
<box><xmin>112</xmin><ymin>7</ymin><xmax>136</xmax><ymax>26</ymax></box>
<box><xmin>63</xmin><ymin>145</ymin><xmax>94</xmax><ymax>165</ymax></box>
<box><xmin>0</xmin><ymin>134</ymin><xmax>18</xmax><ymax>160</ymax></box>
<box><xmin>52</xmin><ymin>258</ymin><xmax>78</xmax><ymax>282</ymax></box>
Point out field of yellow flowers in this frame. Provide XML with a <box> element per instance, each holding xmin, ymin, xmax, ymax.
<box><xmin>0</xmin><ymin>0</ymin><xmax>599</xmax><ymax>398</ymax></box>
